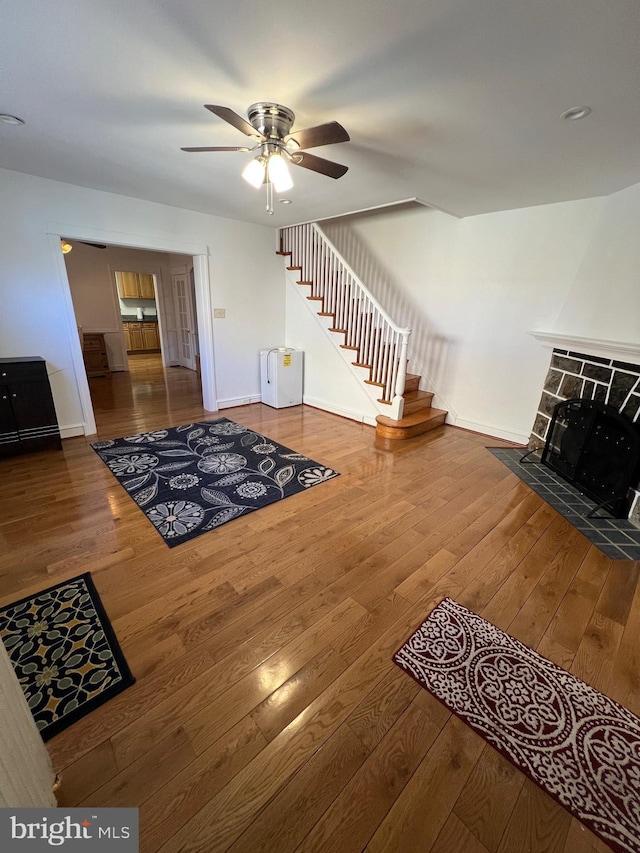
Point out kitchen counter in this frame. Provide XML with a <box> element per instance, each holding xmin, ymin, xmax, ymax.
<box><xmin>121</xmin><ymin>316</ymin><xmax>158</xmax><ymax>323</ymax></box>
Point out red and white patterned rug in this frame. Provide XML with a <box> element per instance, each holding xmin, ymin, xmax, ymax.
<box><xmin>394</xmin><ymin>598</ymin><xmax>640</xmax><ymax>853</ymax></box>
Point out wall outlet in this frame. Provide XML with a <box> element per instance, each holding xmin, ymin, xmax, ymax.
<box><xmin>213</xmin><ymin>308</ymin><xmax>225</xmax><ymax>318</ymax></box>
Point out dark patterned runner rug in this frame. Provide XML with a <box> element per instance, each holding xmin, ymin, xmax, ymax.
<box><xmin>92</xmin><ymin>418</ymin><xmax>339</xmax><ymax>547</ymax></box>
<box><xmin>394</xmin><ymin>598</ymin><xmax>640</xmax><ymax>853</ymax></box>
<box><xmin>0</xmin><ymin>573</ymin><xmax>134</xmax><ymax>741</ymax></box>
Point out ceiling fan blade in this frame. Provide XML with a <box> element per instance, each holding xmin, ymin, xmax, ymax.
<box><xmin>181</xmin><ymin>146</ymin><xmax>251</xmax><ymax>152</ymax></box>
<box><xmin>80</xmin><ymin>241</ymin><xmax>107</xmax><ymax>249</ymax></box>
<box><xmin>286</xmin><ymin>121</ymin><xmax>350</xmax><ymax>150</ymax></box>
<box><xmin>204</xmin><ymin>105</ymin><xmax>265</xmax><ymax>140</ymax></box>
<box><xmin>294</xmin><ymin>151</ymin><xmax>348</xmax><ymax>179</ymax></box>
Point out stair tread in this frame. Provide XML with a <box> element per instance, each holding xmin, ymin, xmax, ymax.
<box><xmin>376</xmin><ymin>408</ymin><xmax>447</xmax><ymax>428</ymax></box>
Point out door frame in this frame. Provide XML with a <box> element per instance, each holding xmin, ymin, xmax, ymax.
<box><xmin>48</xmin><ymin>224</ymin><xmax>218</xmax><ymax>436</ymax></box>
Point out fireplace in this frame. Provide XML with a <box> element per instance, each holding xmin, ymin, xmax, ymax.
<box><xmin>541</xmin><ymin>398</ymin><xmax>640</xmax><ymax>518</ymax></box>
<box><xmin>529</xmin><ymin>347</ymin><xmax>640</xmax><ymax>525</ymax></box>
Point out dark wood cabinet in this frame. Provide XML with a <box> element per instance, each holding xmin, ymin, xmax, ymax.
<box><xmin>0</xmin><ymin>358</ymin><xmax>62</xmax><ymax>457</ymax></box>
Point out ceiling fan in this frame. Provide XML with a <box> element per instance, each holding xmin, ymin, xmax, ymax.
<box><xmin>181</xmin><ymin>103</ymin><xmax>350</xmax><ymax>213</ymax></box>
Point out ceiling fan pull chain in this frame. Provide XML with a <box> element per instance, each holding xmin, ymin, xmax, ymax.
<box><xmin>266</xmin><ymin>180</ymin><xmax>274</xmax><ymax>216</ymax></box>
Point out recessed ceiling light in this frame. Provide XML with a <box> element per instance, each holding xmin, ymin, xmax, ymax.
<box><xmin>0</xmin><ymin>114</ymin><xmax>25</xmax><ymax>125</ymax></box>
<box><xmin>279</xmin><ymin>198</ymin><xmax>292</xmax><ymax>204</ymax></box>
<box><xmin>561</xmin><ymin>106</ymin><xmax>591</xmax><ymax>121</ymax></box>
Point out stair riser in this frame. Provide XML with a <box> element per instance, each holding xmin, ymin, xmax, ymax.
<box><xmin>404</xmin><ymin>376</ymin><xmax>420</xmax><ymax>393</ymax></box>
<box><xmin>376</xmin><ymin>413</ymin><xmax>446</xmax><ymax>440</ymax></box>
<box><xmin>403</xmin><ymin>395</ymin><xmax>434</xmax><ymax>415</ymax></box>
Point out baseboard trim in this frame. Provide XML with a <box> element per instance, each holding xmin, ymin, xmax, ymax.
<box><xmin>217</xmin><ymin>395</ymin><xmax>262</xmax><ymax>410</ymax></box>
<box><xmin>60</xmin><ymin>423</ymin><xmax>86</xmax><ymax>439</ymax></box>
<box><xmin>303</xmin><ymin>396</ymin><xmax>377</xmax><ymax>427</ymax></box>
<box><xmin>450</xmin><ymin>416</ymin><xmax>528</xmax><ymax>445</ymax></box>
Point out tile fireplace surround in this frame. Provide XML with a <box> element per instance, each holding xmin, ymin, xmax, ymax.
<box><xmin>529</xmin><ymin>348</ymin><xmax>640</xmax><ymax>453</ymax></box>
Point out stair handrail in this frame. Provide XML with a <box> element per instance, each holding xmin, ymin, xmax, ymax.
<box><xmin>280</xmin><ymin>223</ymin><xmax>412</xmax><ymax>418</ymax></box>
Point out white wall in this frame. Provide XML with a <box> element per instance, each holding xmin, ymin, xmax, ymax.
<box><xmin>0</xmin><ymin>167</ymin><xmax>284</xmax><ymax>435</ymax></box>
<box><xmin>284</xmin><ymin>274</ymin><xmax>381</xmax><ymax>425</ymax></box>
<box><xmin>321</xmin><ymin>185</ymin><xmax>640</xmax><ymax>442</ymax></box>
<box><xmin>553</xmin><ymin>182</ymin><xmax>640</xmax><ymax>341</ymax></box>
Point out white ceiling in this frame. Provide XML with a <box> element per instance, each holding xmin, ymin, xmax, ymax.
<box><xmin>1</xmin><ymin>0</ymin><xmax>639</xmax><ymax>227</ymax></box>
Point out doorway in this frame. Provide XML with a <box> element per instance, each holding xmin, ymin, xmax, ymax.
<box><xmin>52</xmin><ymin>228</ymin><xmax>217</xmax><ymax>436</ymax></box>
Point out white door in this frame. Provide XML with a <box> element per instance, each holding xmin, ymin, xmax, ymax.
<box><xmin>172</xmin><ymin>268</ymin><xmax>196</xmax><ymax>371</ymax></box>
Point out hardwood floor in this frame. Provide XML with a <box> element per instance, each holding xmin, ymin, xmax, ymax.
<box><xmin>1</xmin><ymin>353</ymin><xmax>637</xmax><ymax>852</ymax></box>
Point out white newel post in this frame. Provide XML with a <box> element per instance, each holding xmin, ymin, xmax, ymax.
<box><xmin>0</xmin><ymin>640</ymin><xmax>57</xmax><ymax>807</ymax></box>
<box><xmin>390</xmin><ymin>330</ymin><xmax>411</xmax><ymax>420</ymax></box>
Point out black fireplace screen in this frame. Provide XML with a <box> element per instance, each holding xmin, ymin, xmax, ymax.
<box><xmin>542</xmin><ymin>399</ymin><xmax>640</xmax><ymax>517</ymax></box>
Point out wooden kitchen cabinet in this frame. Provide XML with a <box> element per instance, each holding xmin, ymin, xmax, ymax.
<box><xmin>128</xmin><ymin>323</ymin><xmax>144</xmax><ymax>351</ymax></box>
<box><xmin>82</xmin><ymin>333</ymin><xmax>110</xmax><ymax>378</ymax></box>
<box><xmin>142</xmin><ymin>323</ymin><xmax>160</xmax><ymax>350</ymax></box>
<box><xmin>138</xmin><ymin>274</ymin><xmax>155</xmax><ymax>299</ymax></box>
<box><xmin>116</xmin><ymin>271</ymin><xmax>139</xmax><ymax>299</ymax></box>
<box><xmin>116</xmin><ymin>271</ymin><xmax>155</xmax><ymax>299</ymax></box>
<box><xmin>123</xmin><ymin>321</ymin><xmax>160</xmax><ymax>353</ymax></box>
<box><xmin>0</xmin><ymin>358</ymin><xmax>62</xmax><ymax>457</ymax></box>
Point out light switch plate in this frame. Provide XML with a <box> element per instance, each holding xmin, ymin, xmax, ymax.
<box><xmin>213</xmin><ymin>308</ymin><xmax>226</xmax><ymax>318</ymax></box>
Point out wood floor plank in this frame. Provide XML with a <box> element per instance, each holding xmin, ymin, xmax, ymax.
<box><xmin>139</xmin><ymin>716</ymin><xmax>267</xmax><ymax>853</ymax></box>
<box><xmin>562</xmin><ymin>818</ymin><xmax>614</xmax><ymax>853</ymax></box>
<box><xmin>250</xmin><ymin>646</ymin><xmax>348</xmax><ymax>742</ymax></box>
<box><xmin>228</xmin><ymin>725</ymin><xmax>369</xmax><ymax>853</ymax></box>
<box><xmin>82</xmin><ymin>727</ymin><xmax>196</xmax><ymax>807</ymax></box>
<box><xmin>453</xmin><ymin>743</ymin><xmax>526</xmax><ymax>852</ymax></box>
<box><xmin>347</xmin><ymin>666</ymin><xmax>420</xmax><ymax>752</ymax></box>
<box><xmin>506</xmin><ymin>527</ymin><xmax>591</xmax><ymax>648</ymax></box>
<box><xmin>365</xmin><ymin>716</ymin><xmax>486</xmax><ymax>853</ymax></box>
<box><xmin>297</xmin><ymin>703</ymin><xmax>439</xmax><ymax>853</ymax></box>
<box><xmin>495</xmin><ymin>780</ymin><xmax>572</xmax><ymax>853</ymax></box>
<box><xmin>430</xmin><ymin>813</ymin><xmax>491</xmax><ymax>853</ymax></box>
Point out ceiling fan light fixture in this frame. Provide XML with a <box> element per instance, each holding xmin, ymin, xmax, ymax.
<box><xmin>242</xmin><ymin>156</ymin><xmax>266</xmax><ymax>189</ymax></box>
<box><xmin>267</xmin><ymin>152</ymin><xmax>293</xmax><ymax>193</ymax></box>
<box><xmin>60</xmin><ymin>240</ymin><xmax>73</xmax><ymax>254</ymax></box>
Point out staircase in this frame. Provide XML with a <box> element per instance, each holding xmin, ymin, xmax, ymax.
<box><xmin>278</xmin><ymin>223</ymin><xmax>447</xmax><ymax>440</ymax></box>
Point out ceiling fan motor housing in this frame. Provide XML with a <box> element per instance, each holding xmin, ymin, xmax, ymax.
<box><xmin>247</xmin><ymin>103</ymin><xmax>295</xmax><ymax>141</ymax></box>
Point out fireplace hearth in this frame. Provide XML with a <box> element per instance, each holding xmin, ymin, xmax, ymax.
<box><xmin>491</xmin><ymin>346</ymin><xmax>640</xmax><ymax>558</ymax></box>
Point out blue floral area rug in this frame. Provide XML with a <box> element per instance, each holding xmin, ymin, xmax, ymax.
<box><xmin>0</xmin><ymin>573</ymin><xmax>135</xmax><ymax>741</ymax></box>
<box><xmin>91</xmin><ymin>418</ymin><xmax>340</xmax><ymax>547</ymax></box>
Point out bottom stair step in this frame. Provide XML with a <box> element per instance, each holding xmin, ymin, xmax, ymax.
<box><xmin>375</xmin><ymin>408</ymin><xmax>447</xmax><ymax>440</ymax></box>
